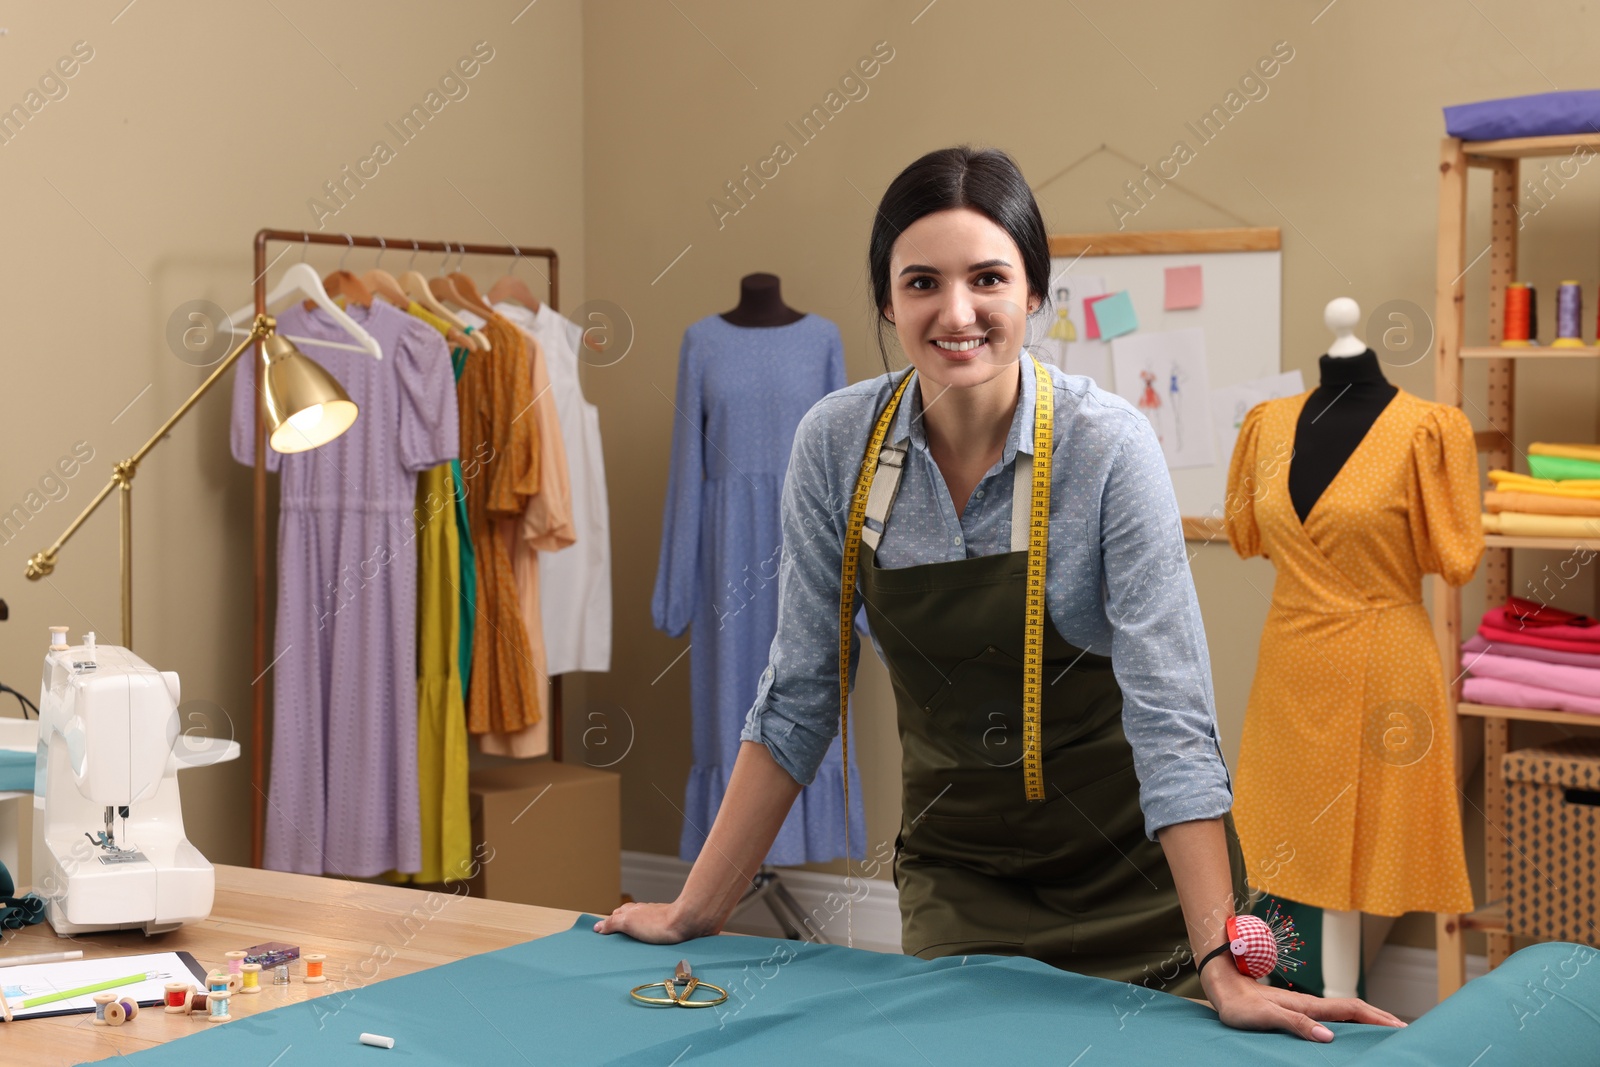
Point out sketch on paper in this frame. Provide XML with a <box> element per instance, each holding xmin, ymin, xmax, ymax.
<box><xmin>1035</xmin><ymin>275</ymin><xmax>1110</xmax><ymax>387</ymax></box>
<box><xmin>1111</xmin><ymin>327</ymin><xmax>1215</xmax><ymax>470</ymax></box>
<box><xmin>1209</xmin><ymin>370</ymin><xmax>1306</xmax><ymax>463</ymax></box>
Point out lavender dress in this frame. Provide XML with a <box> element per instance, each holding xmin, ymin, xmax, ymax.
<box><xmin>231</xmin><ymin>300</ymin><xmax>458</xmax><ymax>877</ymax></box>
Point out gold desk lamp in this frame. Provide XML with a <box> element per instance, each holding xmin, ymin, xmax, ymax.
<box><xmin>23</xmin><ymin>315</ymin><xmax>357</xmax><ymax>648</ymax></box>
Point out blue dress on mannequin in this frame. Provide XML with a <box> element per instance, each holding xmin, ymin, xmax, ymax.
<box><xmin>652</xmin><ymin>313</ymin><xmax>866</xmax><ymax>865</ymax></box>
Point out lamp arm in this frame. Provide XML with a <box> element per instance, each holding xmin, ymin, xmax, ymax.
<box><xmin>24</xmin><ymin>315</ymin><xmax>275</xmax><ymax>581</ymax></box>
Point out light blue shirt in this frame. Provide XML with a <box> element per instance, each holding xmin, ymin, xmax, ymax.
<box><xmin>739</xmin><ymin>350</ymin><xmax>1233</xmax><ymax>840</ymax></box>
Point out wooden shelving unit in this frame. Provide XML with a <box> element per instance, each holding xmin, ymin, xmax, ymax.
<box><xmin>1433</xmin><ymin>133</ymin><xmax>1600</xmax><ymax>1001</ymax></box>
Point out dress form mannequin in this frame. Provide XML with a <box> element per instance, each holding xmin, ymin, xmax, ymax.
<box><xmin>720</xmin><ymin>272</ymin><xmax>806</xmax><ymax>327</ymax></box>
<box><xmin>1290</xmin><ymin>297</ymin><xmax>1399</xmax><ymax>1000</ymax></box>
<box><xmin>1288</xmin><ymin>298</ymin><xmax>1399</xmax><ymax>523</ymax></box>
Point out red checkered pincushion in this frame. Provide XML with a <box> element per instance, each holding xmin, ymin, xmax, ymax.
<box><xmin>1225</xmin><ymin>914</ymin><xmax>1279</xmax><ymax>979</ymax></box>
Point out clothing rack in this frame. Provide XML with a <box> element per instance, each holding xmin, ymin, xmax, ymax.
<box><xmin>249</xmin><ymin>228</ymin><xmax>563</xmax><ymax>869</ymax></box>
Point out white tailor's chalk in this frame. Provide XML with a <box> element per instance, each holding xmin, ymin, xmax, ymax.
<box><xmin>359</xmin><ymin>1032</ymin><xmax>396</xmax><ymax>1049</ymax></box>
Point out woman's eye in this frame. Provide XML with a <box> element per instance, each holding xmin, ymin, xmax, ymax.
<box><xmin>908</xmin><ymin>276</ymin><xmax>934</xmax><ymax>290</ymax></box>
<box><xmin>974</xmin><ymin>272</ymin><xmax>1004</xmax><ymax>287</ymax></box>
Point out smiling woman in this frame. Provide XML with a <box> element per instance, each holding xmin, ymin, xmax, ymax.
<box><xmin>597</xmin><ymin>144</ymin><xmax>1403</xmax><ymax>1045</ymax></box>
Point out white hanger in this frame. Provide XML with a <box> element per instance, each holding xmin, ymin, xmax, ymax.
<box><xmin>225</xmin><ymin>260</ymin><xmax>384</xmax><ymax>360</ymax></box>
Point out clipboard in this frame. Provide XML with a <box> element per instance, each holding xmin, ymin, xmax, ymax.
<box><xmin>0</xmin><ymin>950</ymin><xmax>209</xmax><ymax>1021</ymax></box>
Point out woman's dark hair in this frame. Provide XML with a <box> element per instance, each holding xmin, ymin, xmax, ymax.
<box><xmin>868</xmin><ymin>145</ymin><xmax>1051</xmax><ymax>369</ymax></box>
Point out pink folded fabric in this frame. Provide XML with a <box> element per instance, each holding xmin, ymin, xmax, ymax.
<box><xmin>1461</xmin><ymin>674</ymin><xmax>1600</xmax><ymax>716</ymax></box>
<box><xmin>1482</xmin><ymin>603</ymin><xmax>1600</xmax><ymax>641</ymax></box>
<box><xmin>1463</xmin><ymin>650</ymin><xmax>1600</xmax><ymax>698</ymax></box>
<box><xmin>1477</xmin><ymin>622</ymin><xmax>1600</xmax><ymax>655</ymax></box>
<box><xmin>1463</xmin><ymin>632</ymin><xmax>1600</xmax><ymax>670</ymax></box>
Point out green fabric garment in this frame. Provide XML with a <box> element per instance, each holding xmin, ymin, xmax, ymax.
<box><xmin>1528</xmin><ymin>453</ymin><xmax>1600</xmax><ymax>481</ymax></box>
<box><xmin>113</xmin><ymin>915</ymin><xmax>1599</xmax><ymax>1065</ymax></box>
<box><xmin>451</xmin><ymin>333</ymin><xmax>476</xmax><ymax>703</ymax></box>
<box><xmin>0</xmin><ymin>747</ymin><xmax>32</xmax><ymax>792</ymax></box>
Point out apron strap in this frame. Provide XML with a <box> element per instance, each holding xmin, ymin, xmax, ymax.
<box><xmin>859</xmin><ymin>441</ymin><xmax>907</xmax><ymax>552</ymax></box>
<box><xmin>1010</xmin><ymin>451</ymin><xmax>1032</xmax><ymax>553</ymax></box>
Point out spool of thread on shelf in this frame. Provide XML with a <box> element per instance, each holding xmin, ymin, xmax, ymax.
<box><xmin>274</xmin><ymin>962</ymin><xmax>290</xmax><ymax>985</ymax></box>
<box><xmin>1555</xmin><ymin>281</ymin><xmax>1584</xmax><ymax>347</ymax></box>
<box><xmin>303</xmin><ymin>953</ymin><xmax>326</xmax><ymax>984</ymax></box>
<box><xmin>93</xmin><ymin>993</ymin><xmax>115</xmax><ymax>1025</ymax></box>
<box><xmin>1503</xmin><ymin>282</ymin><xmax>1533</xmax><ymax>346</ymax></box>
<box><xmin>226</xmin><ymin>950</ymin><xmax>247</xmax><ymax>978</ymax></box>
<box><xmin>164</xmin><ymin>983</ymin><xmax>191</xmax><ymax>1013</ymax></box>
<box><xmin>240</xmin><ymin>963</ymin><xmax>262</xmax><ymax>994</ymax></box>
<box><xmin>207</xmin><ymin>988</ymin><xmax>232</xmax><ymax>1023</ymax></box>
<box><xmin>1529</xmin><ymin>283</ymin><xmax>1540</xmax><ymax>340</ymax></box>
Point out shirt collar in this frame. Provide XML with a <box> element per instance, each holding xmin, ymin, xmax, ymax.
<box><xmin>892</xmin><ymin>349</ymin><xmax>1039</xmax><ymax>462</ymax></box>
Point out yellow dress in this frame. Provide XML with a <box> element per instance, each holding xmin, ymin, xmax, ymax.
<box><xmin>1224</xmin><ymin>390</ymin><xmax>1481</xmax><ymax>916</ymax></box>
<box><xmin>408</xmin><ymin>303</ymin><xmax>473</xmax><ymax>884</ymax></box>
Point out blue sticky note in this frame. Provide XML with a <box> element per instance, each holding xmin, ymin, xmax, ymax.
<box><xmin>1094</xmin><ymin>290</ymin><xmax>1138</xmax><ymax>339</ymax></box>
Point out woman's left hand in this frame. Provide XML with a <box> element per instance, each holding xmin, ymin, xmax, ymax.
<box><xmin>1202</xmin><ymin>964</ymin><xmax>1407</xmax><ymax>1041</ymax></box>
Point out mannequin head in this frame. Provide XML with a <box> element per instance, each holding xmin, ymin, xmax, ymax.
<box><xmin>868</xmin><ymin>147</ymin><xmax>1049</xmax><ymax>390</ymax></box>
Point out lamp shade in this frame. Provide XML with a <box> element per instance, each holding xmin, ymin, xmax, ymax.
<box><xmin>260</xmin><ymin>333</ymin><xmax>359</xmax><ymax>453</ymax></box>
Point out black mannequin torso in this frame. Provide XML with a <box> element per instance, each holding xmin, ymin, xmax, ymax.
<box><xmin>1288</xmin><ymin>349</ymin><xmax>1398</xmax><ymax>523</ymax></box>
<box><xmin>721</xmin><ymin>272</ymin><xmax>805</xmax><ymax>327</ymax></box>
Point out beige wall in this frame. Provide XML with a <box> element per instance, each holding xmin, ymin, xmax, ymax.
<box><xmin>5</xmin><ymin>0</ymin><xmax>1599</xmax><ymax>957</ymax></box>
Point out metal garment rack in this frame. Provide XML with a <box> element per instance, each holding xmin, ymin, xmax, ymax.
<box><xmin>249</xmin><ymin>229</ymin><xmax>562</xmax><ymax>868</ymax></box>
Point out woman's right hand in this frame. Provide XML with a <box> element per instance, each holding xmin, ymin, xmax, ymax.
<box><xmin>593</xmin><ymin>900</ymin><xmax>710</xmax><ymax>944</ymax></box>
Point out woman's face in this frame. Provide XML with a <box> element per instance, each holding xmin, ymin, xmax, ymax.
<box><xmin>883</xmin><ymin>206</ymin><xmax>1038</xmax><ymax>394</ymax></box>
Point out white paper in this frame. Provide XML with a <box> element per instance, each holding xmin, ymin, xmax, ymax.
<box><xmin>1111</xmin><ymin>328</ymin><xmax>1216</xmax><ymax>470</ymax></box>
<box><xmin>1036</xmin><ymin>274</ymin><xmax>1111</xmax><ymax>387</ymax></box>
<box><xmin>1208</xmin><ymin>371</ymin><xmax>1305</xmax><ymax>465</ymax></box>
<box><xmin>1</xmin><ymin>950</ymin><xmax>203</xmax><ymax>1019</ymax></box>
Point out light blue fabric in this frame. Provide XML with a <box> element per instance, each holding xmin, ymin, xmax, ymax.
<box><xmin>0</xmin><ymin>748</ymin><xmax>33</xmax><ymax>792</ymax></box>
<box><xmin>117</xmin><ymin>915</ymin><xmax>1600</xmax><ymax>1065</ymax></box>
<box><xmin>742</xmin><ymin>351</ymin><xmax>1232</xmax><ymax>840</ymax></box>
<box><xmin>652</xmin><ymin>313</ymin><xmax>864</xmax><ymax>865</ymax></box>
<box><xmin>1444</xmin><ymin>90</ymin><xmax>1600</xmax><ymax>141</ymax></box>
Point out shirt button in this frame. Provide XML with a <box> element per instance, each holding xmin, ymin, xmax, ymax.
<box><xmin>975</xmin><ymin>489</ymin><xmax>984</xmax><ymax>499</ymax></box>
<box><xmin>953</xmin><ymin>536</ymin><xmax>963</xmax><ymax>547</ymax></box>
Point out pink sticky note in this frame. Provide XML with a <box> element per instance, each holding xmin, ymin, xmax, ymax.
<box><xmin>1165</xmin><ymin>265</ymin><xmax>1203</xmax><ymax>310</ymax></box>
<box><xmin>1084</xmin><ymin>292</ymin><xmax>1115</xmax><ymax>340</ymax></box>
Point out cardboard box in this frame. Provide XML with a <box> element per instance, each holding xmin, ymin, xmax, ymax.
<box><xmin>468</xmin><ymin>761</ymin><xmax>620</xmax><ymax>914</ymax></box>
<box><xmin>1504</xmin><ymin>738</ymin><xmax>1600</xmax><ymax>945</ymax></box>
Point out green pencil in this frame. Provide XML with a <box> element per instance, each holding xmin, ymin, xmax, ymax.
<box><xmin>20</xmin><ymin>971</ymin><xmax>148</xmax><ymax>1010</ymax></box>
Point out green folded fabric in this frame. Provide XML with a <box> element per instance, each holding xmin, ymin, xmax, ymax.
<box><xmin>0</xmin><ymin>748</ymin><xmax>32</xmax><ymax>792</ymax></box>
<box><xmin>1529</xmin><ymin>453</ymin><xmax>1600</xmax><ymax>481</ymax></box>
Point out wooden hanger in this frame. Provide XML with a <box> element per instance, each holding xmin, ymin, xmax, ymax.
<box><xmin>364</xmin><ymin>236</ymin><xmax>410</xmax><ymax>308</ymax></box>
<box><xmin>304</xmin><ymin>236</ymin><xmax>372</xmax><ymax>310</ymax></box>
<box><xmin>487</xmin><ymin>249</ymin><xmax>543</xmax><ymax>313</ymax></box>
<box><xmin>401</xmin><ymin>243</ymin><xmax>487</xmax><ymax>351</ymax></box>
<box><xmin>448</xmin><ymin>270</ymin><xmax>498</xmax><ymax>319</ymax></box>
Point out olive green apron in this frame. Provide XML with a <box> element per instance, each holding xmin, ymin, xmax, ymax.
<box><xmin>858</xmin><ymin>444</ymin><xmax>1245</xmax><ymax>998</ymax></box>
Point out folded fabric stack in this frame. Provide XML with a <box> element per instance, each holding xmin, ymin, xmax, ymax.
<box><xmin>1481</xmin><ymin>442</ymin><xmax>1600</xmax><ymax>538</ymax></box>
<box><xmin>1461</xmin><ymin>596</ymin><xmax>1600</xmax><ymax>716</ymax></box>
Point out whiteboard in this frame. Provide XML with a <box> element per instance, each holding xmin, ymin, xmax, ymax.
<box><xmin>1037</xmin><ymin>230</ymin><xmax>1284</xmax><ymax>525</ymax></box>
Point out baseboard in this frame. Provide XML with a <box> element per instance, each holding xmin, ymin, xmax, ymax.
<box><xmin>621</xmin><ymin>850</ymin><xmax>902</xmax><ymax>954</ymax></box>
<box><xmin>621</xmin><ymin>851</ymin><xmax>1487</xmax><ymax>1018</ymax></box>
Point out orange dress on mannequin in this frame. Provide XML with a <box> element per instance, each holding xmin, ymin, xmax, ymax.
<box><xmin>1224</xmin><ymin>390</ymin><xmax>1481</xmax><ymax>916</ymax></box>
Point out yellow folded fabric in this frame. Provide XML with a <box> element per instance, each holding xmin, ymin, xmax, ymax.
<box><xmin>1529</xmin><ymin>441</ymin><xmax>1600</xmax><ymax>463</ymax></box>
<box><xmin>1481</xmin><ymin>510</ymin><xmax>1600</xmax><ymax>537</ymax></box>
<box><xmin>1487</xmin><ymin>469</ymin><xmax>1600</xmax><ymax>497</ymax></box>
<box><xmin>1484</xmin><ymin>490</ymin><xmax>1600</xmax><ymax>516</ymax></box>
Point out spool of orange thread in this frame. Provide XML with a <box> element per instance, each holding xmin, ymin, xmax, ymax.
<box><xmin>303</xmin><ymin>953</ymin><xmax>326</xmax><ymax>984</ymax></box>
<box><xmin>1503</xmin><ymin>282</ymin><xmax>1532</xmax><ymax>346</ymax></box>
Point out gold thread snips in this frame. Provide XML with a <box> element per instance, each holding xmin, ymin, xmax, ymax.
<box><xmin>629</xmin><ymin>959</ymin><xmax>729</xmax><ymax>1008</ymax></box>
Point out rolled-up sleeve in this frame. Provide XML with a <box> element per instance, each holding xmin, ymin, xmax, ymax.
<box><xmin>1098</xmin><ymin>418</ymin><xmax>1234</xmax><ymax>840</ymax></box>
<box><xmin>739</xmin><ymin>401</ymin><xmax>861</xmax><ymax>786</ymax></box>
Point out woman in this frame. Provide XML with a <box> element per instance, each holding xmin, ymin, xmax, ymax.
<box><xmin>599</xmin><ymin>146</ymin><xmax>1403</xmax><ymax>1042</ymax></box>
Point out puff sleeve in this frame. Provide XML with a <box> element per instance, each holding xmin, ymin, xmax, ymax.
<box><xmin>1223</xmin><ymin>401</ymin><xmax>1270</xmax><ymax>559</ymax></box>
<box><xmin>395</xmin><ymin>317</ymin><xmax>460</xmax><ymax>474</ymax></box>
<box><xmin>1408</xmin><ymin>403</ymin><xmax>1484</xmax><ymax>587</ymax></box>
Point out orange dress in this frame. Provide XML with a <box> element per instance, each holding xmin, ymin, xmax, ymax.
<box><xmin>1224</xmin><ymin>390</ymin><xmax>1481</xmax><ymax>916</ymax></box>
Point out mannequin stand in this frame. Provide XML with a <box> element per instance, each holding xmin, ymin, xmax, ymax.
<box><xmin>733</xmin><ymin>867</ymin><xmax>829</xmax><ymax>944</ymax></box>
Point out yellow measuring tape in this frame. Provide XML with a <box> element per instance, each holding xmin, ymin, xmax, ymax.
<box><xmin>838</xmin><ymin>356</ymin><xmax>1054</xmax><ymax>838</ymax></box>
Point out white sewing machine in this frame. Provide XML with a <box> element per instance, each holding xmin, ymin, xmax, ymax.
<box><xmin>33</xmin><ymin>627</ymin><xmax>239</xmax><ymax>936</ymax></box>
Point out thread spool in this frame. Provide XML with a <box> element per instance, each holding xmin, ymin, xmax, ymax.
<box><xmin>240</xmin><ymin>963</ymin><xmax>262</xmax><ymax>994</ymax></box>
<box><xmin>164</xmin><ymin>983</ymin><xmax>191</xmax><ymax>1013</ymax></box>
<box><xmin>1555</xmin><ymin>280</ymin><xmax>1585</xmax><ymax>347</ymax></box>
<box><xmin>104</xmin><ymin>999</ymin><xmax>127</xmax><ymax>1026</ymax></box>
<box><xmin>274</xmin><ymin>962</ymin><xmax>290</xmax><ymax>986</ymax></box>
<box><xmin>208</xmin><ymin>971</ymin><xmax>230</xmax><ymax>995</ymax></box>
<box><xmin>1503</xmin><ymin>282</ymin><xmax>1533</xmax><ymax>346</ymax></box>
<box><xmin>186</xmin><ymin>991</ymin><xmax>210</xmax><ymax>1015</ymax></box>
<box><xmin>1529</xmin><ymin>283</ymin><xmax>1540</xmax><ymax>340</ymax></box>
<box><xmin>120</xmin><ymin>997</ymin><xmax>140</xmax><ymax>1021</ymax></box>
<box><xmin>303</xmin><ymin>953</ymin><xmax>326</xmax><ymax>984</ymax></box>
<box><xmin>207</xmin><ymin>988</ymin><xmax>232</xmax><ymax>1023</ymax></box>
<box><xmin>226</xmin><ymin>950</ymin><xmax>247</xmax><ymax>977</ymax></box>
<box><xmin>93</xmin><ymin>992</ymin><xmax>115</xmax><ymax>1025</ymax></box>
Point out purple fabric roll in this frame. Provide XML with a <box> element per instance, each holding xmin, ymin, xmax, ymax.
<box><xmin>1463</xmin><ymin>631</ymin><xmax>1600</xmax><ymax>670</ymax></box>
<box><xmin>1444</xmin><ymin>90</ymin><xmax>1600</xmax><ymax>140</ymax></box>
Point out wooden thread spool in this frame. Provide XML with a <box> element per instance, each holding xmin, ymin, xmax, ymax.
<box><xmin>93</xmin><ymin>993</ymin><xmax>116</xmax><ymax>1025</ymax></box>
<box><xmin>186</xmin><ymin>991</ymin><xmax>209</xmax><ymax>1015</ymax></box>
<box><xmin>303</xmin><ymin>953</ymin><xmax>326</xmax><ymax>984</ymax></box>
<box><xmin>208</xmin><ymin>971</ymin><xmax>230</xmax><ymax>995</ymax></box>
<box><xmin>164</xmin><ymin>983</ymin><xmax>192</xmax><ymax>1013</ymax></box>
<box><xmin>207</xmin><ymin>988</ymin><xmax>232</xmax><ymax>1023</ymax></box>
<box><xmin>240</xmin><ymin>963</ymin><xmax>262</xmax><ymax>993</ymax></box>
<box><xmin>103</xmin><ymin>999</ymin><xmax>127</xmax><ymax>1026</ymax></box>
<box><xmin>225</xmin><ymin>950</ymin><xmax>247</xmax><ymax>977</ymax></box>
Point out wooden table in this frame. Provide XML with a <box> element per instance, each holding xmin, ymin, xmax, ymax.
<box><xmin>2</xmin><ymin>864</ymin><xmax>582</xmax><ymax>1065</ymax></box>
